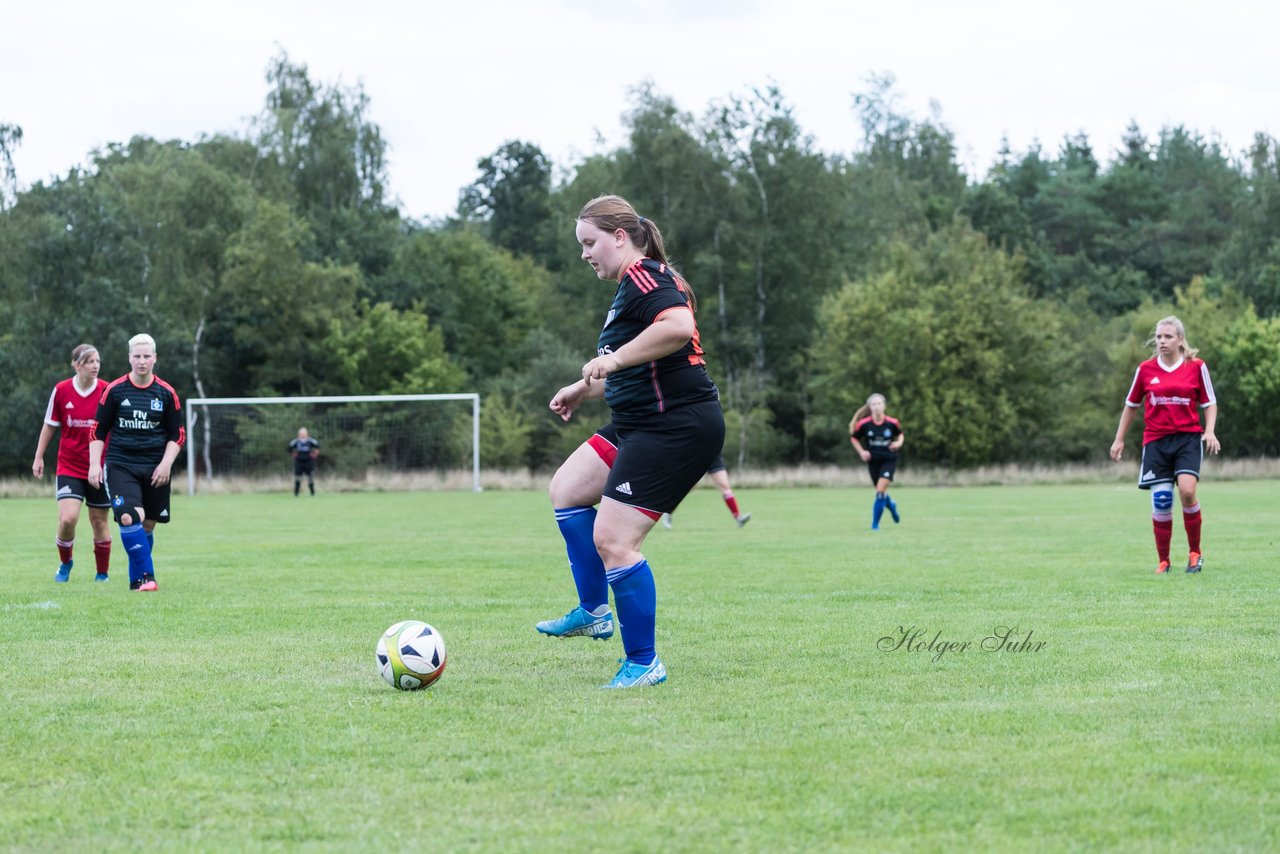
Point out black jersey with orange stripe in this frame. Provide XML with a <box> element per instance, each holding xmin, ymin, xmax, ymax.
<box><xmin>92</xmin><ymin>374</ymin><xmax>186</xmax><ymax>466</ymax></box>
<box><xmin>598</xmin><ymin>258</ymin><xmax>718</xmax><ymax>425</ymax></box>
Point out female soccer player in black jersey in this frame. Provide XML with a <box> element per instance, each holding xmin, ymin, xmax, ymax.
<box><xmin>849</xmin><ymin>393</ymin><xmax>904</xmax><ymax>530</ymax></box>
<box><xmin>88</xmin><ymin>333</ymin><xmax>185</xmax><ymax>591</ymax></box>
<box><xmin>538</xmin><ymin>195</ymin><xmax>725</xmax><ymax>688</ymax></box>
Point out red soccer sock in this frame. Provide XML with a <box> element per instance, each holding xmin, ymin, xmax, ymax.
<box><xmin>56</xmin><ymin>538</ymin><xmax>73</xmax><ymax>565</ymax></box>
<box><xmin>1183</xmin><ymin>504</ymin><xmax>1202</xmax><ymax>553</ymax></box>
<box><xmin>723</xmin><ymin>492</ymin><xmax>740</xmax><ymax>518</ymax></box>
<box><xmin>1152</xmin><ymin>517</ymin><xmax>1173</xmax><ymax>563</ymax></box>
<box><xmin>94</xmin><ymin>539</ymin><xmax>112</xmax><ymax>575</ymax></box>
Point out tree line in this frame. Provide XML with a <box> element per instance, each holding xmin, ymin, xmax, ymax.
<box><xmin>2</xmin><ymin>57</ymin><xmax>1278</xmax><ymax>477</ymax></box>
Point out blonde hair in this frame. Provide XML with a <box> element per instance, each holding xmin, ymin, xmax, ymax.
<box><xmin>128</xmin><ymin>333</ymin><xmax>157</xmax><ymax>353</ymax></box>
<box><xmin>1148</xmin><ymin>315</ymin><xmax>1199</xmax><ymax>360</ymax></box>
<box><xmin>849</xmin><ymin>393</ymin><xmax>887</xmax><ymax>432</ymax></box>
<box><xmin>71</xmin><ymin>343</ymin><xmax>98</xmax><ymax>367</ymax></box>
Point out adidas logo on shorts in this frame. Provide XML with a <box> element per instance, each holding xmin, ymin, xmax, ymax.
<box><xmin>615</xmin><ymin>482</ymin><xmax>633</xmax><ymax>496</ymax></box>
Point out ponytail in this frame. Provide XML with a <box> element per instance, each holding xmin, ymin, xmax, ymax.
<box><xmin>580</xmin><ymin>194</ymin><xmax>695</xmax><ymax>309</ymax></box>
<box><xmin>849</xmin><ymin>404</ymin><xmax>871</xmax><ymax>434</ymax></box>
<box><xmin>849</xmin><ymin>393</ymin><xmax>887</xmax><ymax>434</ymax></box>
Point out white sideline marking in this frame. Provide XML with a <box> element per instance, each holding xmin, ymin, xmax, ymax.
<box><xmin>3</xmin><ymin>601</ymin><xmax>61</xmax><ymax>611</ymax></box>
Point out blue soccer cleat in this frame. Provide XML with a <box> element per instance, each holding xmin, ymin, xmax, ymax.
<box><xmin>888</xmin><ymin>502</ymin><xmax>900</xmax><ymax>524</ymax></box>
<box><xmin>603</xmin><ymin>658</ymin><xmax>667</xmax><ymax>689</ymax></box>
<box><xmin>94</xmin><ymin>573</ymin><xmax>110</xmax><ymax>582</ymax></box>
<box><xmin>536</xmin><ymin>606</ymin><xmax>614</xmax><ymax>640</ymax></box>
<box><xmin>54</xmin><ymin>561</ymin><xmax>72</xmax><ymax>583</ymax></box>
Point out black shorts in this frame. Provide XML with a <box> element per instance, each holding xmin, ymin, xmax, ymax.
<box><xmin>294</xmin><ymin>458</ymin><xmax>316</xmax><ymax>477</ymax></box>
<box><xmin>1139</xmin><ymin>432</ymin><xmax>1202</xmax><ymax>489</ymax></box>
<box><xmin>596</xmin><ymin>402</ymin><xmax>725</xmax><ymax>515</ymax></box>
<box><xmin>55</xmin><ymin>474</ymin><xmax>110</xmax><ymax>508</ymax></box>
<box><xmin>104</xmin><ymin>462</ymin><xmax>172</xmax><ymax>524</ymax></box>
<box><xmin>867</xmin><ymin>456</ymin><xmax>898</xmax><ymax>484</ymax></box>
<box><xmin>593</xmin><ymin>427</ymin><xmax>727</xmax><ymax>480</ymax></box>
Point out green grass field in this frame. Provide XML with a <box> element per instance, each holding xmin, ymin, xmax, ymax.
<box><xmin>2</xmin><ymin>481</ymin><xmax>1277</xmax><ymax>851</ymax></box>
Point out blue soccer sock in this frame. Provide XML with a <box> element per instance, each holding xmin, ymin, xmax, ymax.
<box><xmin>119</xmin><ymin>524</ymin><xmax>154</xmax><ymax>584</ymax></box>
<box><xmin>607</xmin><ymin>559</ymin><xmax>656</xmax><ymax>665</ymax></box>
<box><xmin>872</xmin><ymin>493</ymin><xmax>886</xmax><ymax>528</ymax></box>
<box><xmin>554</xmin><ymin>506</ymin><xmax>608</xmax><ymax>612</ymax></box>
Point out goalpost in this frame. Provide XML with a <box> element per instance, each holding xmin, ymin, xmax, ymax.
<box><xmin>185</xmin><ymin>394</ymin><xmax>481</xmax><ymax>495</ymax></box>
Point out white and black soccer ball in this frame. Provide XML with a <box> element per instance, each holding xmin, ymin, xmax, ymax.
<box><xmin>376</xmin><ymin>620</ymin><xmax>447</xmax><ymax>690</ymax></box>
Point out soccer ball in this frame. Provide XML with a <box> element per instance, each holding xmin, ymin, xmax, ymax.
<box><xmin>376</xmin><ymin>620</ymin><xmax>447</xmax><ymax>690</ymax></box>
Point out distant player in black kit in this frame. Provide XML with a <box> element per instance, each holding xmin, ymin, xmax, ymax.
<box><xmin>88</xmin><ymin>334</ymin><xmax>185</xmax><ymax>592</ymax></box>
<box><xmin>850</xmin><ymin>393</ymin><xmax>904</xmax><ymax>530</ymax></box>
<box><xmin>290</xmin><ymin>427</ymin><xmax>320</xmax><ymax>496</ymax></box>
<box><xmin>538</xmin><ymin>195</ymin><xmax>725</xmax><ymax>689</ymax></box>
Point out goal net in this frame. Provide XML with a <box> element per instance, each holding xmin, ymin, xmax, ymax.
<box><xmin>184</xmin><ymin>394</ymin><xmax>481</xmax><ymax>495</ymax></box>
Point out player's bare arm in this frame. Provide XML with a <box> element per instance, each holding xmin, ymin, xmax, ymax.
<box><xmin>1110</xmin><ymin>407</ymin><xmax>1138</xmax><ymax>462</ymax></box>
<box><xmin>581</xmin><ymin>307</ymin><xmax>695</xmax><ymax>384</ymax></box>
<box><xmin>151</xmin><ymin>441</ymin><xmax>183</xmax><ymax>486</ymax></box>
<box><xmin>33</xmin><ymin>424</ymin><xmax>56</xmax><ymax>479</ymax></box>
<box><xmin>1202</xmin><ymin>404</ymin><xmax>1220</xmax><ymax>455</ymax></box>
<box><xmin>550</xmin><ymin>379</ymin><xmax>604</xmax><ymax>422</ymax></box>
<box><xmin>88</xmin><ymin>439</ymin><xmax>104</xmax><ymax>488</ymax></box>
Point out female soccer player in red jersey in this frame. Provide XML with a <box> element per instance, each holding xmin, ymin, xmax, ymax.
<box><xmin>32</xmin><ymin>344</ymin><xmax>113</xmax><ymax>582</ymax></box>
<box><xmin>537</xmin><ymin>195</ymin><xmax>725</xmax><ymax>688</ymax></box>
<box><xmin>1110</xmin><ymin>316</ymin><xmax>1219</xmax><ymax>574</ymax></box>
<box><xmin>849</xmin><ymin>393</ymin><xmax>904</xmax><ymax>530</ymax></box>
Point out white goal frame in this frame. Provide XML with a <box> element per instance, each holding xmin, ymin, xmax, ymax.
<box><xmin>185</xmin><ymin>393</ymin><xmax>481</xmax><ymax>495</ymax></box>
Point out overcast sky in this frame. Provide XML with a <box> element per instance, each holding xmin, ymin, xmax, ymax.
<box><xmin>5</xmin><ymin>0</ymin><xmax>1277</xmax><ymax>221</ymax></box>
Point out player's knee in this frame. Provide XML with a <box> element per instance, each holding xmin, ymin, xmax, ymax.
<box><xmin>593</xmin><ymin>530</ymin><xmax>625</xmax><ymax>567</ymax></box>
<box><xmin>550</xmin><ymin>460</ymin><xmax>602</xmax><ymax>508</ymax></box>
<box><xmin>1151</xmin><ymin>484</ymin><xmax>1175</xmax><ymax>518</ymax></box>
<box><xmin>115</xmin><ymin>504</ymin><xmax>146</xmax><ymax>527</ymax></box>
<box><xmin>548</xmin><ymin>471</ymin><xmax>577</xmax><ymax>506</ymax></box>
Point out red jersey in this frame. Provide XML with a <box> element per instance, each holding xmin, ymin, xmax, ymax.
<box><xmin>43</xmin><ymin>376</ymin><xmax>108</xmax><ymax>478</ymax></box>
<box><xmin>1124</xmin><ymin>356</ymin><xmax>1216</xmax><ymax>445</ymax></box>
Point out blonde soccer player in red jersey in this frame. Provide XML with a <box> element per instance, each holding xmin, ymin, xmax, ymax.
<box><xmin>1110</xmin><ymin>316</ymin><xmax>1220</xmax><ymax>574</ymax></box>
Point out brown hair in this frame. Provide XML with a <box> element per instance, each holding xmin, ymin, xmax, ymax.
<box><xmin>849</xmin><ymin>393</ymin><xmax>887</xmax><ymax>433</ymax></box>
<box><xmin>1148</xmin><ymin>315</ymin><xmax>1199</xmax><ymax>360</ymax></box>
<box><xmin>71</xmin><ymin>344</ymin><xmax>98</xmax><ymax>367</ymax></box>
<box><xmin>578</xmin><ymin>195</ymin><xmax>697</xmax><ymax>310</ymax></box>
